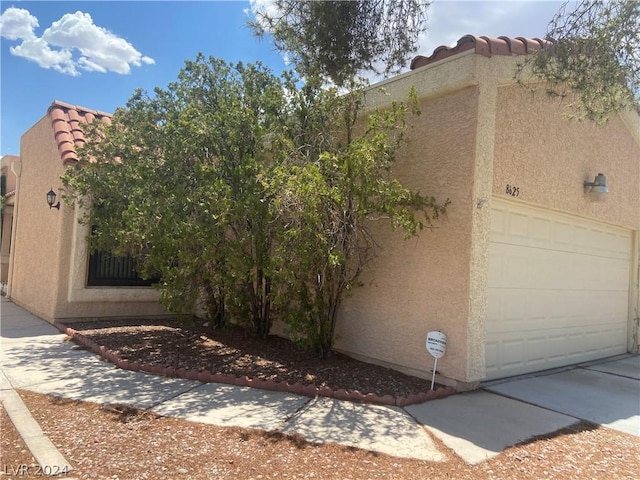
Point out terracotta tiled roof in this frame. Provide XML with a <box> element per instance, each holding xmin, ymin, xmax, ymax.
<box><xmin>410</xmin><ymin>35</ymin><xmax>552</xmax><ymax>70</ymax></box>
<box><xmin>47</xmin><ymin>100</ymin><xmax>112</xmax><ymax>166</ymax></box>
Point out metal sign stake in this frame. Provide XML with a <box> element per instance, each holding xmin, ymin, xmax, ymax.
<box><xmin>430</xmin><ymin>358</ymin><xmax>438</xmax><ymax>390</ymax></box>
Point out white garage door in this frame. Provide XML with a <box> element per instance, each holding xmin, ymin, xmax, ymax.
<box><xmin>486</xmin><ymin>199</ymin><xmax>630</xmax><ymax>380</ymax></box>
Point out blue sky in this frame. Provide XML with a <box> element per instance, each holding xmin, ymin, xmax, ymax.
<box><xmin>1</xmin><ymin>1</ymin><xmax>568</xmax><ymax>156</ymax></box>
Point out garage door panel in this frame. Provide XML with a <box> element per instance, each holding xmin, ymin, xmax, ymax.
<box><xmin>485</xmin><ymin>343</ymin><xmax>499</xmax><ymax>375</ymax></box>
<box><xmin>585</xmin><ymin>229</ymin><xmax>630</xmax><ymax>258</ymax></box>
<box><xmin>489</xmin><ymin>288</ymin><xmax>628</xmax><ymax>328</ymax></box>
<box><xmin>531</xmin><ymin>216</ymin><xmax>552</xmax><ymax>241</ymax></box>
<box><xmin>490</xmin><ymin>244</ymin><xmax>629</xmax><ymax>291</ymax></box>
<box><xmin>601</xmin><ymin>262</ymin><xmax>632</xmax><ymax>289</ymax></box>
<box><xmin>486</xmin><ymin>326</ymin><xmax>627</xmax><ymax>378</ymax></box>
<box><xmin>491</xmin><ymin>205</ymin><xmax>630</xmax><ymax>259</ymax></box>
<box><xmin>486</xmin><ymin>200</ymin><xmax>630</xmax><ymax>379</ymax></box>
<box><xmin>527</xmin><ymin>337</ymin><xmax>548</xmax><ymax>362</ymax></box>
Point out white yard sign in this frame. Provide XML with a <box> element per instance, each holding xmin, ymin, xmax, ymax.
<box><xmin>426</xmin><ymin>331</ymin><xmax>447</xmax><ymax>390</ymax></box>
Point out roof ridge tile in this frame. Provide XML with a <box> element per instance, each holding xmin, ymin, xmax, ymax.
<box><xmin>411</xmin><ymin>34</ymin><xmax>553</xmax><ymax>70</ymax></box>
<box><xmin>47</xmin><ymin>100</ymin><xmax>113</xmax><ymax>165</ymax></box>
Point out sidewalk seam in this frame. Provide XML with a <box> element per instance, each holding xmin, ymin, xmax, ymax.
<box><xmin>146</xmin><ymin>382</ymin><xmax>207</xmax><ymax>411</ymax></box>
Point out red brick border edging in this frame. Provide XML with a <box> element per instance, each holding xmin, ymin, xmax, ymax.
<box><xmin>58</xmin><ymin>324</ymin><xmax>456</xmax><ymax>407</ymax></box>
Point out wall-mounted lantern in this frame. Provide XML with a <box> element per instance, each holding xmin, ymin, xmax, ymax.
<box><xmin>583</xmin><ymin>173</ymin><xmax>608</xmax><ymax>202</ymax></box>
<box><xmin>46</xmin><ymin>189</ymin><xmax>60</xmax><ymax>210</ymax></box>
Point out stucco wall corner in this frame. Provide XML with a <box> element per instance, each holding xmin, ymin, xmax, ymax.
<box><xmin>465</xmin><ymin>202</ymin><xmax>491</xmax><ymax>382</ymax></box>
<box><xmin>463</xmin><ymin>56</ymin><xmax>500</xmax><ymax>383</ymax></box>
<box><xmin>9</xmin><ymin>115</ymin><xmax>67</xmax><ymax>319</ymax></box>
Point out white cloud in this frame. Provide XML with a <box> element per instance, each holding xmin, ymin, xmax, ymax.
<box><xmin>10</xmin><ymin>36</ymin><xmax>78</xmax><ymax>76</ymax></box>
<box><xmin>77</xmin><ymin>55</ymin><xmax>108</xmax><ymax>74</ymax></box>
<box><xmin>0</xmin><ymin>7</ymin><xmax>154</xmax><ymax>76</ymax></box>
<box><xmin>0</xmin><ymin>6</ymin><xmax>39</xmax><ymax>40</ymax></box>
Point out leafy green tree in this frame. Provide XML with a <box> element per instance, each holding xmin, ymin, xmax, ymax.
<box><xmin>518</xmin><ymin>0</ymin><xmax>640</xmax><ymax>122</ymax></box>
<box><xmin>249</xmin><ymin>0</ymin><xmax>430</xmax><ymax>86</ymax></box>
<box><xmin>63</xmin><ymin>56</ymin><xmax>447</xmax><ymax>355</ymax></box>
<box><xmin>63</xmin><ymin>56</ymin><xmax>290</xmax><ymax>337</ymax></box>
<box><xmin>269</xmin><ymin>81</ymin><xmax>447</xmax><ymax>357</ymax></box>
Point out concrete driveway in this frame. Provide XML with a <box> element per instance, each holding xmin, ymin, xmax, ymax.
<box><xmin>484</xmin><ymin>355</ymin><xmax>640</xmax><ymax>437</ymax></box>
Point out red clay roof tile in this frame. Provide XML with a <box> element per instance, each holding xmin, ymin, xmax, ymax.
<box><xmin>47</xmin><ymin>100</ymin><xmax>113</xmax><ymax>166</ymax></box>
<box><xmin>410</xmin><ymin>34</ymin><xmax>552</xmax><ymax>70</ymax></box>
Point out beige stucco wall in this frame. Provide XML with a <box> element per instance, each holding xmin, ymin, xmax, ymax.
<box><xmin>333</xmin><ymin>52</ymin><xmax>640</xmax><ymax>387</ymax></box>
<box><xmin>493</xmin><ymin>84</ymin><xmax>640</xmax><ymax>229</ymax></box>
<box><xmin>9</xmin><ymin>116</ymin><xmax>67</xmax><ymax>320</ymax></box>
<box><xmin>333</xmin><ymin>53</ymin><xmax>509</xmax><ymax>388</ymax></box>
<box><xmin>334</xmin><ymin>82</ymin><xmax>481</xmax><ymax>387</ymax></box>
<box><xmin>9</xmin><ymin>113</ymin><xmax>165</xmax><ymax>323</ymax></box>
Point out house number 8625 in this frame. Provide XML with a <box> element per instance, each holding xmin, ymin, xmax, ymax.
<box><xmin>505</xmin><ymin>184</ymin><xmax>520</xmax><ymax>197</ymax></box>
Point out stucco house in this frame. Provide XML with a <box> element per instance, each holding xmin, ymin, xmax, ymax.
<box><xmin>5</xmin><ymin>101</ymin><xmax>165</xmax><ymax>323</ymax></box>
<box><xmin>5</xmin><ymin>35</ymin><xmax>639</xmax><ymax>390</ymax></box>
<box><xmin>1</xmin><ymin>154</ymin><xmax>20</xmax><ymax>292</ymax></box>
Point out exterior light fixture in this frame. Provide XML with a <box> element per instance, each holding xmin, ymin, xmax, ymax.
<box><xmin>583</xmin><ymin>173</ymin><xmax>608</xmax><ymax>202</ymax></box>
<box><xmin>46</xmin><ymin>188</ymin><xmax>61</xmax><ymax>210</ymax></box>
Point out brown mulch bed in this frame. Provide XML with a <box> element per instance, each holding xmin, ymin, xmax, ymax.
<box><xmin>62</xmin><ymin>318</ymin><xmax>448</xmax><ymax>402</ymax></box>
<box><xmin>3</xmin><ymin>390</ymin><xmax>639</xmax><ymax>479</ymax></box>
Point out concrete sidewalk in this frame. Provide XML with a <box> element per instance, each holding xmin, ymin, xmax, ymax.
<box><xmin>2</xmin><ymin>297</ymin><xmax>636</xmax><ymax>467</ymax></box>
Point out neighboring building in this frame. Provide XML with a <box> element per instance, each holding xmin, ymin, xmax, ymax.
<box><xmin>5</xmin><ymin>36</ymin><xmax>639</xmax><ymax>390</ymax></box>
<box><xmin>1</xmin><ymin>154</ymin><xmax>20</xmax><ymax>292</ymax></box>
